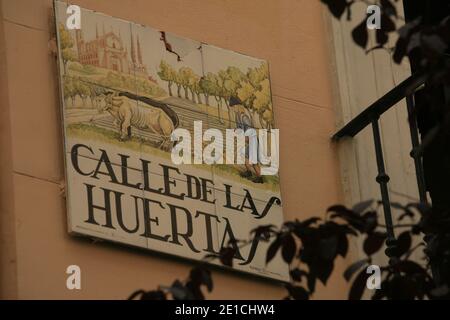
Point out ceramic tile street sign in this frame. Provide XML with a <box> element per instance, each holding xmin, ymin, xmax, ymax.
<box><xmin>54</xmin><ymin>0</ymin><xmax>288</xmax><ymax>282</ymax></box>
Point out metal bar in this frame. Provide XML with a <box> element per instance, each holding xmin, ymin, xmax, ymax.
<box><xmin>333</xmin><ymin>72</ymin><xmax>427</xmax><ymax>140</ymax></box>
<box><xmin>405</xmin><ymin>94</ymin><xmax>428</xmax><ymax>203</ymax></box>
<box><xmin>371</xmin><ymin>119</ymin><xmax>397</xmax><ymax>263</ymax></box>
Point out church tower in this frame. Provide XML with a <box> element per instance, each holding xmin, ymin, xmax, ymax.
<box><xmin>75</xmin><ymin>29</ymin><xmax>84</xmax><ymax>58</ymax></box>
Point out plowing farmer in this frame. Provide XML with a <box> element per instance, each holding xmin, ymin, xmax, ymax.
<box><xmin>229</xmin><ymin>96</ymin><xmax>263</xmax><ymax>183</ymax></box>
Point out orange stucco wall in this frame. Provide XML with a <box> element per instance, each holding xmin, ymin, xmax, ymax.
<box><xmin>0</xmin><ymin>0</ymin><xmax>348</xmax><ymax>299</ymax></box>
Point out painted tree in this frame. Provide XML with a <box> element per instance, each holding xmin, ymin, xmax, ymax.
<box><xmin>233</xmin><ymin>63</ymin><xmax>273</xmax><ymax>129</ymax></box>
<box><xmin>247</xmin><ymin>63</ymin><xmax>269</xmax><ymax>88</ymax></box>
<box><xmin>217</xmin><ymin>70</ymin><xmax>231</xmax><ymax>106</ymax></box>
<box><xmin>178</xmin><ymin>67</ymin><xmax>195</xmax><ymax>100</ymax></box>
<box><xmin>58</xmin><ymin>23</ymin><xmax>77</xmax><ymax>74</ymax></box>
<box><xmin>74</xmin><ymin>78</ymin><xmax>90</xmax><ymax>107</ymax></box>
<box><xmin>223</xmin><ymin>66</ymin><xmax>246</xmax><ymax>100</ymax></box>
<box><xmin>221</xmin><ymin>67</ymin><xmax>246</xmax><ymax>125</ymax></box>
<box><xmin>157</xmin><ymin>60</ymin><xmax>176</xmax><ymax>96</ymax></box>
<box><xmin>171</xmin><ymin>70</ymin><xmax>182</xmax><ymax>98</ymax></box>
<box><xmin>236</xmin><ymin>80</ymin><xmax>255</xmax><ymax>109</ymax></box>
<box><xmin>199</xmin><ymin>73</ymin><xmax>217</xmax><ymax>106</ymax></box>
<box><xmin>88</xmin><ymin>83</ymin><xmax>103</xmax><ymax>108</ymax></box>
<box><xmin>63</xmin><ymin>76</ymin><xmax>76</xmax><ymax>107</ymax></box>
<box><xmin>189</xmin><ymin>74</ymin><xmax>201</xmax><ymax>104</ymax></box>
<box><xmin>210</xmin><ymin>73</ymin><xmax>225</xmax><ymax>121</ymax></box>
<box><xmin>253</xmin><ymin>78</ymin><xmax>274</xmax><ymax>128</ymax></box>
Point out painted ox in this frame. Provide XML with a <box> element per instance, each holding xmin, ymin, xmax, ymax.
<box><xmin>96</xmin><ymin>91</ymin><xmax>179</xmax><ymax>149</ymax></box>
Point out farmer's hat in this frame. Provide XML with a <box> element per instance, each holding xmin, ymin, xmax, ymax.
<box><xmin>229</xmin><ymin>96</ymin><xmax>242</xmax><ymax>107</ymax></box>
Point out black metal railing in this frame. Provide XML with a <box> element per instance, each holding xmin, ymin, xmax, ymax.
<box><xmin>332</xmin><ymin>72</ymin><xmax>428</xmax><ymax>264</ymax></box>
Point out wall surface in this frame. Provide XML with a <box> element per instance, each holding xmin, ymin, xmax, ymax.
<box><xmin>0</xmin><ymin>0</ymin><xmax>348</xmax><ymax>299</ymax></box>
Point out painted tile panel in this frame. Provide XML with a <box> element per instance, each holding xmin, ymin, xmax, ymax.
<box><xmin>55</xmin><ymin>0</ymin><xmax>286</xmax><ymax>281</ymax></box>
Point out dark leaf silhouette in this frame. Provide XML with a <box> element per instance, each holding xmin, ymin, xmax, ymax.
<box><xmin>251</xmin><ymin>224</ymin><xmax>277</xmax><ymax>241</ymax></box>
<box><xmin>219</xmin><ymin>247</ymin><xmax>236</xmax><ymax>267</ymax></box>
<box><xmin>352</xmin><ymin>20</ymin><xmax>369</xmax><ymax>48</ymax></box>
<box><xmin>344</xmin><ymin>259</ymin><xmax>368</xmax><ymax>281</ymax></box>
<box><xmin>318</xmin><ymin>236</ymin><xmax>338</xmax><ymax>260</ymax></box>
<box><xmin>266</xmin><ymin>236</ymin><xmax>282</xmax><ymax>264</ymax></box>
<box><xmin>301</xmin><ymin>217</ymin><xmax>321</xmax><ymax>227</ymax></box>
<box><xmin>290</xmin><ymin>268</ymin><xmax>308</xmax><ymax>282</ymax></box>
<box><xmin>396</xmin><ymin>260</ymin><xmax>426</xmax><ymax>275</ymax></box>
<box><xmin>362</xmin><ymin>211</ymin><xmax>378</xmax><ymax>233</ymax></box>
<box><xmin>185</xmin><ymin>281</ymin><xmax>204</xmax><ymax>300</ymax></box>
<box><xmin>281</xmin><ymin>233</ymin><xmax>296</xmax><ymax>263</ymax></box>
<box><xmin>393</xmin><ymin>18</ymin><xmax>421</xmax><ymax>63</ymax></box>
<box><xmin>316</xmin><ymin>261</ymin><xmax>334</xmax><ymax>285</ymax></box>
<box><xmin>396</xmin><ymin>231</ymin><xmax>412</xmax><ymax>257</ymax></box>
<box><xmin>352</xmin><ymin>199</ymin><xmax>373</xmax><ymax>214</ymax></box>
<box><xmin>307</xmin><ymin>272</ymin><xmax>316</xmax><ymax>293</ymax></box>
<box><xmin>407</xmin><ymin>202</ymin><xmax>432</xmax><ymax>216</ymax></box>
<box><xmin>337</xmin><ymin>233</ymin><xmax>349</xmax><ymax>257</ymax></box>
<box><xmin>321</xmin><ymin>0</ymin><xmax>348</xmax><ymax>19</ymax></box>
<box><xmin>381</xmin><ymin>13</ymin><xmax>396</xmax><ymax>32</ymax></box>
<box><xmin>128</xmin><ymin>289</ymin><xmax>166</xmax><ymax>300</ymax></box>
<box><xmin>381</xmin><ymin>0</ymin><xmax>397</xmax><ymax>17</ymax></box>
<box><xmin>327</xmin><ymin>204</ymin><xmax>351</xmax><ymax>214</ymax></box>
<box><xmin>170</xmin><ymin>280</ymin><xmax>189</xmax><ymax>300</ymax></box>
<box><xmin>376</xmin><ymin>28</ymin><xmax>389</xmax><ymax>46</ymax></box>
<box><xmin>393</xmin><ymin>38</ymin><xmax>408</xmax><ymax>63</ymax></box>
<box><xmin>387</xmin><ymin>275</ymin><xmax>418</xmax><ymax>300</ymax></box>
<box><xmin>190</xmin><ymin>266</ymin><xmax>213</xmax><ymax>292</ymax></box>
<box><xmin>349</xmin><ymin>269</ymin><xmax>368</xmax><ymax>300</ymax></box>
<box><xmin>396</xmin><ymin>203</ymin><xmax>415</xmax><ymax>221</ymax></box>
<box><xmin>286</xmin><ymin>284</ymin><xmax>309</xmax><ymax>300</ymax></box>
<box><xmin>363</xmin><ymin>232</ymin><xmax>387</xmax><ymax>256</ymax></box>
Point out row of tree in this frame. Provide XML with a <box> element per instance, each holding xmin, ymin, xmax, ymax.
<box><xmin>158</xmin><ymin>61</ymin><xmax>274</xmax><ymax>128</ymax></box>
<box><xmin>59</xmin><ymin>23</ymin><xmax>77</xmax><ymax>75</ymax></box>
<box><xmin>63</xmin><ymin>70</ymin><xmax>167</xmax><ymax>108</ymax></box>
<box><xmin>97</xmin><ymin>71</ymin><xmax>166</xmax><ymax>97</ymax></box>
<box><xmin>63</xmin><ymin>76</ymin><xmax>104</xmax><ymax>108</ymax></box>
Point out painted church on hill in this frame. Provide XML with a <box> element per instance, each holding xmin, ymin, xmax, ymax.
<box><xmin>74</xmin><ymin>25</ymin><xmax>148</xmax><ymax>77</ymax></box>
